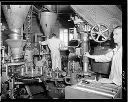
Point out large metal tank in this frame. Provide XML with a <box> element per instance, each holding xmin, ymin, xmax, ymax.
<box><xmin>2</xmin><ymin>5</ymin><xmax>31</xmax><ymax>60</ymax></box>
<box><xmin>40</xmin><ymin>12</ymin><xmax>57</xmax><ymax>39</ymax></box>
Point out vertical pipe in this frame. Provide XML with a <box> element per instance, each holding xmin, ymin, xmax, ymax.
<box><xmin>73</xmin><ymin>27</ymin><xmax>78</xmax><ymax>39</ymax></box>
<box><xmin>6</xmin><ymin>65</ymin><xmax>8</xmax><ymax>76</ymax></box>
<box><xmin>21</xmin><ymin>27</ymin><xmax>23</xmax><ymax>40</ymax></box>
<box><xmin>21</xmin><ymin>67</ymin><xmax>24</xmax><ymax>76</ymax></box>
<box><xmin>2</xmin><ymin>46</ymin><xmax>5</xmax><ymax>64</ymax></box>
<box><xmin>35</xmin><ymin>66</ymin><xmax>38</xmax><ymax>75</ymax></box>
<box><xmin>81</xmin><ymin>32</ymin><xmax>89</xmax><ymax>74</ymax></box>
<box><xmin>31</xmin><ymin>67</ymin><xmax>33</xmax><ymax>77</ymax></box>
<box><xmin>67</xmin><ymin>61</ymin><xmax>70</xmax><ymax>76</ymax></box>
<box><xmin>25</xmin><ymin>63</ymin><xmax>28</xmax><ymax>74</ymax></box>
<box><xmin>40</xmin><ymin>67</ymin><xmax>43</xmax><ymax>75</ymax></box>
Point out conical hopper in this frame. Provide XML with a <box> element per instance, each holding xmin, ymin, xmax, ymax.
<box><xmin>2</xmin><ymin>5</ymin><xmax>31</xmax><ymax>31</ymax></box>
<box><xmin>6</xmin><ymin>39</ymin><xmax>26</xmax><ymax>59</ymax></box>
<box><xmin>40</xmin><ymin>12</ymin><xmax>57</xmax><ymax>38</ymax></box>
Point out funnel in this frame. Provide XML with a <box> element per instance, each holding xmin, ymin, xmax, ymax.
<box><xmin>2</xmin><ymin>5</ymin><xmax>31</xmax><ymax>61</ymax></box>
<box><xmin>6</xmin><ymin>39</ymin><xmax>26</xmax><ymax>59</ymax></box>
<box><xmin>40</xmin><ymin>12</ymin><xmax>57</xmax><ymax>38</ymax></box>
<box><xmin>2</xmin><ymin>5</ymin><xmax>31</xmax><ymax>31</ymax></box>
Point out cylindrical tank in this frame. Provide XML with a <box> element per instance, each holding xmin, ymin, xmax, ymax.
<box><xmin>40</xmin><ymin>12</ymin><xmax>57</xmax><ymax>39</ymax></box>
<box><xmin>2</xmin><ymin>5</ymin><xmax>31</xmax><ymax>61</ymax></box>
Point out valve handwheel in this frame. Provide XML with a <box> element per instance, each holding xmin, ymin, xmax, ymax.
<box><xmin>91</xmin><ymin>24</ymin><xmax>109</xmax><ymax>43</ymax></box>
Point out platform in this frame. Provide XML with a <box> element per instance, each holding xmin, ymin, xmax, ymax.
<box><xmin>65</xmin><ymin>80</ymin><xmax>122</xmax><ymax>99</ymax></box>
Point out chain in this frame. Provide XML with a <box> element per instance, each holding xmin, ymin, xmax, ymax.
<box><xmin>23</xmin><ymin>6</ymin><xmax>33</xmax><ymax>43</ymax></box>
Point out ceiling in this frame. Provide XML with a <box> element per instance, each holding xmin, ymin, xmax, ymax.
<box><xmin>34</xmin><ymin>5</ymin><xmax>74</xmax><ymax>14</ymax></box>
<box><xmin>34</xmin><ymin>5</ymin><xmax>122</xmax><ymax>13</ymax></box>
<box><xmin>1</xmin><ymin>5</ymin><xmax>122</xmax><ymax>21</ymax></box>
<box><xmin>1</xmin><ymin>5</ymin><xmax>122</xmax><ymax>29</ymax></box>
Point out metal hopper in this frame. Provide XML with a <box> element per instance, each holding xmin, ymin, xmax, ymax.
<box><xmin>2</xmin><ymin>5</ymin><xmax>31</xmax><ymax>60</ymax></box>
<box><xmin>40</xmin><ymin>12</ymin><xmax>57</xmax><ymax>39</ymax></box>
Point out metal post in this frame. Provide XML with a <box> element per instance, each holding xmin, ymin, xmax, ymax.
<box><xmin>81</xmin><ymin>32</ymin><xmax>89</xmax><ymax>75</ymax></box>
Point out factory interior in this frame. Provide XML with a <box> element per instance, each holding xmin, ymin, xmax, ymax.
<box><xmin>1</xmin><ymin>5</ymin><xmax>123</xmax><ymax>99</ymax></box>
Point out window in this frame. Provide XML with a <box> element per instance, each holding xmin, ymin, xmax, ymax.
<box><xmin>59</xmin><ymin>28</ymin><xmax>68</xmax><ymax>47</ymax></box>
<box><xmin>69</xmin><ymin>28</ymin><xmax>74</xmax><ymax>41</ymax></box>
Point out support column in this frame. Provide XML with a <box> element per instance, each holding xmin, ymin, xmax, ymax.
<box><xmin>81</xmin><ymin>32</ymin><xmax>89</xmax><ymax>74</ymax></box>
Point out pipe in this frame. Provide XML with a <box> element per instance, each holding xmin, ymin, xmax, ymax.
<box><xmin>81</xmin><ymin>32</ymin><xmax>89</xmax><ymax>74</ymax></box>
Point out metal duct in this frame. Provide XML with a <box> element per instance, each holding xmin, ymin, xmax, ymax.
<box><xmin>2</xmin><ymin>5</ymin><xmax>31</xmax><ymax>60</ymax></box>
<box><xmin>40</xmin><ymin>12</ymin><xmax>57</xmax><ymax>39</ymax></box>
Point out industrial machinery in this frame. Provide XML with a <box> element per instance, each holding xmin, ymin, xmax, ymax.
<box><xmin>1</xmin><ymin>5</ymin><xmax>31</xmax><ymax>99</ymax></box>
<box><xmin>90</xmin><ymin>23</ymin><xmax>112</xmax><ymax>80</ymax></box>
<box><xmin>1</xmin><ymin>5</ymin><xmax>66</xmax><ymax>99</ymax></box>
<box><xmin>1</xmin><ymin>5</ymin><xmax>122</xmax><ymax>99</ymax></box>
<box><xmin>64</xmin><ymin>5</ymin><xmax>122</xmax><ymax>99</ymax></box>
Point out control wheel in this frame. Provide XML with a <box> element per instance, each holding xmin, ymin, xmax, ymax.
<box><xmin>91</xmin><ymin>24</ymin><xmax>109</xmax><ymax>43</ymax></box>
